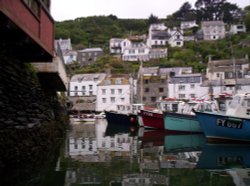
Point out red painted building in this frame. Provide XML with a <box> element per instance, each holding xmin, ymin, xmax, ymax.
<box><xmin>0</xmin><ymin>0</ymin><xmax>54</xmax><ymax>62</ymax></box>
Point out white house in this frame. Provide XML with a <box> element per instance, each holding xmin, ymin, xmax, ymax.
<box><xmin>168</xmin><ymin>73</ymin><xmax>208</xmax><ymax>100</ymax></box>
<box><xmin>95</xmin><ymin>75</ymin><xmax>133</xmax><ymax>112</ymax></box>
<box><xmin>147</xmin><ymin>23</ymin><xmax>169</xmax><ymax>48</ymax></box>
<box><xmin>69</xmin><ymin>73</ymin><xmax>107</xmax><ymax>96</ymax></box>
<box><xmin>181</xmin><ymin>20</ymin><xmax>198</xmax><ymax>30</ymax></box>
<box><xmin>63</xmin><ymin>50</ymin><xmax>77</xmax><ymax>64</ymax></box>
<box><xmin>229</xmin><ymin>23</ymin><xmax>246</xmax><ymax>35</ymax></box>
<box><xmin>109</xmin><ymin>38</ymin><xmax>124</xmax><ymax>54</ymax></box>
<box><xmin>168</xmin><ymin>27</ymin><xmax>184</xmax><ymax>47</ymax></box>
<box><xmin>121</xmin><ymin>39</ymin><xmax>150</xmax><ymax>61</ymax></box>
<box><xmin>55</xmin><ymin>38</ymin><xmax>77</xmax><ymax>64</ymax></box>
<box><xmin>201</xmin><ymin>21</ymin><xmax>225</xmax><ymax>41</ymax></box>
<box><xmin>204</xmin><ymin>55</ymin><xmax>250</xmax><ymax>96</ymax></box>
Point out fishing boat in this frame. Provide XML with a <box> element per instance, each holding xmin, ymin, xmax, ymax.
<box><xmin>194</xmin><ymin>93</ymin><xmax>250</xmax><ymax>143</ymax></box>
<box><xmin>105</xmin><ymin>103</ymin><xmax>144</xmax><ymax>127</ymax></box>
<box><xmin>140</xmin><ymin>98</ymin><xmax>182</xmax><ymax>130</ymax></box>
<box><xmin>163</xmin><ymin>98</ymin><xmax>218</xmax><ymax>133</ymax></box>
<box><xmin>140</xmin><ymin>107</ymin><xmax>164</xmax><ymax>129</ymax></box>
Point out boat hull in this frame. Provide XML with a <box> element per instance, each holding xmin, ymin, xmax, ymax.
<box><xmin>105</xmin><ymin>111</ymin><xmax>137</xmax><ymax>126</ymax></box>
<box><xmin>195</xmin><ymin>111</ymin><xmax>250</xmax><ymax>143</ymax></box>
<box><xmin>164</xmin><ymin>112</ymin><xmax>202</xmax><ymax>133</ymax></box>
<box><xmin>140</xmin><ymin>110</ymin><xmax>164</xmax><ymax>130</ymax></box>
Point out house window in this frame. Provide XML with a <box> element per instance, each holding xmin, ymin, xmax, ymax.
<box><xmin>161</xmin><ymin>79</ymin><xmax>165</xmax><ymax>83</ymax></box>
<box><xmin>23</xmin><ymin>0</ymin><xmax>39</xmax><ymax>17</ymax></box>
<box><xmin>176</xmin><ymin>42</ymin><xmax>181</xmax><ymax>45</ymax></box>
<box><xmin>102</xmin><ymin>98</ymin><xmax>106</xmax><ymax>103</ymax></box>
<box><xmin>118</xmin><ymin>89</ymin><xmax>122</xmax><ymax>94</ymax></box>
<box><xmin>143</xmin><ymin>97</ymin><xmax>146</xmax><ymax>101</ymax></box>
<box><xmin>89</xmin><ymin>85</ymin><xmax>93</xmax><ymax>90</ymax></box>
<box><xmin>102</xmin><ymin>89</ymin><xmax>106</xmax><ymax>95</ymax></box>
<box><xmin>74</xmin><ymin>92</ymin><xmax>78</xmax><ymax>96</ymax></box>
<box><xmin>89</xmin><ymin>91</ymin><xmax>93</xmax><ymax>95</ymax></box>
<box><xmin>144</xmin><ymin>88</ymin><xmax>149</xmax><ymax>92</ymax></box>
<box><xmin>74</xmin><ymin>86</ymin><xmax>78</xmax><ymax>90</ymax></box>
<box><xmin>190</xmin><ymin>94</ymin><xmax>195</xmax><ymax>98</ymax></box>
<box><xmin>151</xmin><ymin>97</ymin><xmax>156</xmax><ymax>102</ymax></box>
<box><xmin>190</xmin><ymin>84</ymin><xmax>195</xmax><ymax>89</ymax></box>
<box><xmin>111</xmin><ymin>89</ymin><xmax>115</xmax><ymax>94</ymax></box>
<box><xmin>159</xmin><ymin>88</ymin><xmax>164</xmax><ymax>92</ymax></box>
<box><xmin>144</xmin><ymin>79</ymin><xmax>149</xmax><ymax>84</ymax></box>
<box><xmin>120</xmin><ymin>98</ymin><xmax>125</xmax><ymax>102</ymax></box>
<box><xmin>110</xmin><ymin>97</ymin><xmax>115</xmax><ymax>102</ymax></box>
<box><xmin>179</xmin><ymin>94</ymin><xmax>185</xmax><ymax>99</ymax></box>
<box><xmin>178</xmin><ymin>85</ymin><xmax>185</xmax><ymax>90</ymax></box>
<box><xmin>82</xmin><ymin>86</ymin><xmax>85</xmax><ymax>90</ymax></box>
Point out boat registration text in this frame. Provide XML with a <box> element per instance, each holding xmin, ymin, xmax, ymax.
<box><xmin>216</xmin><ymin>118</ymin><xmax>243</xmax><ymax>129</ymax></box>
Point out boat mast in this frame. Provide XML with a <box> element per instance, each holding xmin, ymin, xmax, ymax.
<box><xmin>140</xmin><ymin>59</ymin><xmax>143</xmax><ymax>104</ymax></box>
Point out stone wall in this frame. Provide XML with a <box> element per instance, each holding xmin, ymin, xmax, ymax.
<box><xmin>0</xmin><ymin>53</ymin><xmax>68</xmax><ymax>182</ymax></box>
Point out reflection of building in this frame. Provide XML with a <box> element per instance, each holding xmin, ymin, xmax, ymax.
<box><xmin>68</xmin><ymin>120</ymin><xmax>138</xmax><ymax>163</ymax></box>
<box><xmin>122</xmin><ymin>173</ymin><xmax>169</xmax><ymax>186</ymax></box>
<box><xmin>161</xmin><ymin>152</ymin><xmax>201</xmax><ymax>169</ymax></box>
<box><xmin>65</xmin><ymin>168</ymin><xmax>102</xmax><ymax>186</ymax></box>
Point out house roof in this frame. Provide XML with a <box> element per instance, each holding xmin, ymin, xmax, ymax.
<box><xmin>110</xmin><ymin>38</ymin><xmax>124</xmax><ymax>42</ymax></box>
<box><xmin>202</xmin><ymin>21</ymin><xmax>225</xmax><ymax>26</ymax></box>
<box><xmin>78</xmin><ymin>48</ymin><xmax>103</xmax><ymax>52</ymax></box>
<box><xmin>98</xmin><ymin>75</ymin><xmax>130</xmax><ymax>86</ymax></box>
<box><xmin>71</xmin><ymin>73</ymin><xmax>106</xmax><ymax>82</ymax></box>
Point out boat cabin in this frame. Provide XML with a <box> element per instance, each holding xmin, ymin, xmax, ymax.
<box><xmin>226</xmin><ymin>93</ymin><xmax>250</xmax><ymax>118</ymax></box>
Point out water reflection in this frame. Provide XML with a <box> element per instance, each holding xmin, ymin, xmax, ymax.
<box><xmin>62</xmin><ymin>119</ymin><xmax>250</xmax><ymax>185</ymax></box>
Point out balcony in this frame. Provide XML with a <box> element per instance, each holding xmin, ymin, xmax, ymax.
<box><xmin>0</xmin><ymin>0</ymin><xmax>54</xmax><ymax>62</ymax></box>
<box><xmin>32</xmin><ymin>56</ymin><xmax>68</xmax><ymax>92</ymax></box>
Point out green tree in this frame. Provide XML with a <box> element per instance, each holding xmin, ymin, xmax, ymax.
<box><xmin>194</xmin><ymin>0</ymin><xmax>240</xmax><ymax>23</ymax></box>
<box><xmin>147</xmin><ymin>14</ymin><xmax>159</xmax><ymax>26</ymax></box>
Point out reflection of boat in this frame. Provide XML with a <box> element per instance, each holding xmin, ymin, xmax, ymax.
<box><xmin>105</xmin><ymin>120</ymin><xmax>137</xmax><ymax>136</ymax></box>
<box><xmin>197</xmin><ymin>143</ymin><xmax>250</xmax><ymax>169</ymax></box>
<box><xmin>196</xmin><ymin>144</ymin><xmax>250</xmax><ymax>186</ymax></box>
<box><xmin>164</xmin><ymin>134</ymin><xmax>206</xmax><ymax>152</ymax></box>
<box><xmin>70</xmin><ymin>114</ymin><xmax>96</xmax><ymax>122</ymax></box>
<box><xmin>194</xmin><ymin>93</ymin><xmax>250</xmax><ymax>143</ymax></box>
<box><xmin>139</xmin><ymin>129</ymin><xmax>168</xmax><ymax>147</ymax></box>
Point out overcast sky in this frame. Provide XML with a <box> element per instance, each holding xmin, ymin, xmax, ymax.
<box><xmin>51</xmin><ymin>0</ymin><xmax>250</xmax><ymax>21</ymax></box>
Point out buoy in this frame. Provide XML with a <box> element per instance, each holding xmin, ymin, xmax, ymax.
<box><xmin>130</xmin><ymin>117</ymin><xmax>136</xmax><ymax>123</ymax></box>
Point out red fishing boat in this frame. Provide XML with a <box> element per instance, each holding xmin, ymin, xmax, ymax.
<box><xmin>140</xmin><ymin>107</ymin><xmax>164</xmax><ymax>130</ymax></box>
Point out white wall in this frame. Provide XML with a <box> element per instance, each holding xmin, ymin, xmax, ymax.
<box><xmin>96</xmin><ymin>84</ymin><xmax>131</xmax><ymax>112</ymax></box>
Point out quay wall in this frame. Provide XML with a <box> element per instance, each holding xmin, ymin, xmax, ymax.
<box><xmin>0</xmin><ymin>53</ymin><xmax>68</xmax><ymax>184</ymax></box>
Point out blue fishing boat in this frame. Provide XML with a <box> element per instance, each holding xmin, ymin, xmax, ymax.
<box><xmin>194</xmin><ymin>93</ymin><xmax>250</xmax><ymax>143</ymax></box>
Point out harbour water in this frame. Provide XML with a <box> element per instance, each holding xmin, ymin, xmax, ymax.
<box><xmin>2</xmin><ymin>118</ymin><xmax>250</xmax><ymax>186</ymax></box>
